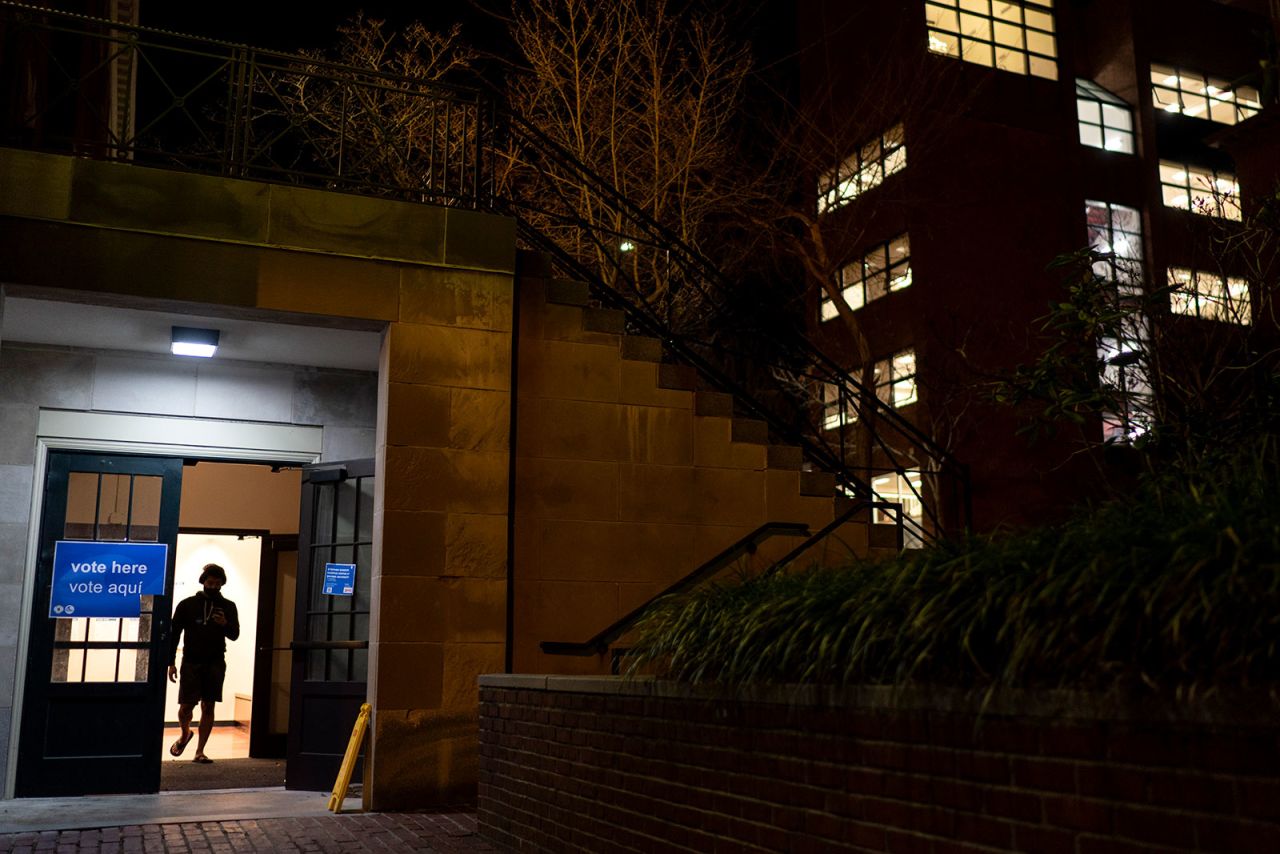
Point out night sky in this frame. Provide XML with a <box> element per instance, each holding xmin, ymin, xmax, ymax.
<box><xmin>143</xmin><ymin>1</ymin><xmax>507</xmax><ymax>54</ymax></box>
<box><xmin>142</xmin><ymin>1</ymin><xmax>795</xmax><ymax>78</ymax></box>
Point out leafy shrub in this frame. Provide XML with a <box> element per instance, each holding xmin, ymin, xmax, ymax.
<box><xmin>628</xmin><ymin>438</ymin><xmax>1280</xmax><ymax>698</ymax></box>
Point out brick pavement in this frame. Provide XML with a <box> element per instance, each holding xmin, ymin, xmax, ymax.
<box><xmin>0</xmin><ymin>811</ymin><xmax>497</xmax><ymax>853</ymax></box>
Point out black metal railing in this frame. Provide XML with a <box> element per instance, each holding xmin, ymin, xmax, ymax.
<box><xmin>0</xmin><ymin>1</ymin><xmax>492</xmax><ymax>207</ymax></box>
<box><xmin>493</xmin><ymin>104</ymin><xmax>972</xmax><ymax>544</ymax></box>
<box><xmin>540</xmin><ymin>521</ymin><xmax>812</xmax><ymax>659</ymax></box>
<box><xmin>0</xmin><ymin>1</ymin><xmax>971</xmax><ymax>545</ymax></box>
<box><xmin>544</xmin><ymin>502</ymin><xmax>903</xmax><ymax>671</ymax></box>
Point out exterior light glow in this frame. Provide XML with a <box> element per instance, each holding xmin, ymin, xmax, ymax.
<box><xmin>619</xmin><ymin>241</ymin><xmax>635</xmax><ymax>252</ymax></box>
<box><xmin>171</xmin><ymin>326</ymin><xmax>220</xmax><ymax>357</ymax></box>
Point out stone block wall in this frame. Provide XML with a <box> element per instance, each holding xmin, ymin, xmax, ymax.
<box><xmin>368</xmin><ymin>264</ymin><xmax>515</xmax><ymax>808</ymax></box>
<box><xmin>511</xmin><ymin>274</ymin><xmax>841</xmax><ymax>675</ymax></box>
<box><xmin>478</xmin><ymin>676</ymin><xmax>1280</xmax><ymax>853</ymax></box>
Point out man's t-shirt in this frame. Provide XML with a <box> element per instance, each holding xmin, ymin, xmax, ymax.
<box><xmin>169</xmin><ymin>591</ymin><xmax>240</xmax><ymax>666</ymax></box>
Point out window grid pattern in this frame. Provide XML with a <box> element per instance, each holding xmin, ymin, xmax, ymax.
<box><xmin>1168</xmin><ymin>267</ymin><xmax>1251</xmax><ymax>324</ymax></box>
<box><xmin>1159</xmin><ymin>161</ymin><xmax>1241</xmax><ymax>221</ymax></box>
<box><xmin>818</xmin><ymin>125</ymin><xmax>906</xmax><ymax>214</ymax></box>
<box><xmin>305</xmin><ymin>474</ymin><xmax>373</xmax><ymax>684</ymax></box>
<box><xmin>52</xmin><ymin>472</ymin><xmax>161</xmax><ymax>684</ymax></box>
<box><xmin>877</xmin><ymin>350</ymin><xmax>919</xmax><ymax>409</ymax></box>
<box><xmin>1086</xmin><ymin>200</ymin><xmax>1144</xmax><ymax>291</ymax></box>
<box><xmin>1151</xmin><ymin>65</ymin><xmax>1262</xmax><ymax>125</ymax></box>
<box><xmin>821</xmin><ymin>350</ymin><xmax>917</xmax><ymax>431</ymax></box>
<box><xmin>821</xmin><ymin>235</ymin><xmax>912</xmax><ymax>321</ymax></box>
<box><xmin>1076</xmin><ymin>79</ymin><xmax>1135</xmax><ymax>153</ymax></box>
<box><xmin>926</xmin><ymin>0</ymin><xmax>1058</xmax><ymax>80</ymax></box>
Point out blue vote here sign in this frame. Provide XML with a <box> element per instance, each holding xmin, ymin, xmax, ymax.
<box><xmin>49</xmin><ymin>541</ymin><xmax>168</xmax><ymax>618</ymax></box>
<box><xmin>323</xmin><ymin>562</ymin><xmax>357</xmax><ymax>596</ymax></box>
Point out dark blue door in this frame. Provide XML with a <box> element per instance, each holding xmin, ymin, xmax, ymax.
<box><xmin>285</xmin><ymin>459</ymin><xmax>373</xmax><ymax>791</ymax></box>
<box><xmin>16</xmin><ymin>452</ymin><xmax>182</xmax><ymax>796</ymax></box>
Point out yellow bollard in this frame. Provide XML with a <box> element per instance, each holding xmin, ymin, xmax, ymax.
<box><xmin>327</xmin><ymin>702</ymin><xmax>372</xmax><ymax>813</ymax></box>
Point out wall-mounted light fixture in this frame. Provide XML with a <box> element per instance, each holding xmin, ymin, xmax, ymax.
<box><xmin>171</xmin><ymin>326</ymin><xmax>220</xmax><ymax>358</ymax></box>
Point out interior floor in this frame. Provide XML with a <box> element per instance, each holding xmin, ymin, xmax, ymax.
<box><xmin>158</xmin><ymin>723</ymin><xmax>285</xmax><ymax>791</ymax></box>
<box><xmin>161</xmin><ymin>724</ymin><xmax>249</xmax><ymax>760</ymax></box>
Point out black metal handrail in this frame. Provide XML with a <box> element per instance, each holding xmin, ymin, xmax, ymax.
<box><xmin>762</xmin><ymin>499</ymin><xmax>881</xmax><ymax>576</ymax></box>
<box><xmin>0</xmin><ymin>1</ymin><xmax>492</xmax><ymax>207</ymax></box>
<box><xmin>540</xmin><ymin>521</ymin><xmax>812</xmax><ymax>657</ymax></box>
<box><xmin>493</xmin><ymin>103</ymin><xmax>972</xmax><ymax>539</ymax></box>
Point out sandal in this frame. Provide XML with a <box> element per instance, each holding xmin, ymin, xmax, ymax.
<box><xmin>193</xmin><ymin>755</ymin><xmax>214</xmax><ymax>764</ymax></box>
<box><xmin>170</xmin><ymin>731</ymin><xmax>194</xmax><ymax>757</ymax></box>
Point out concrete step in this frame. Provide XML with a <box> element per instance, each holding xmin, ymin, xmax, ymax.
<box><xmin>799</xmin><ymin>470</ymin><xmax>836</xmax><ymax>497</ymax></box>
<box><xmin>657</xmin><ymin>363</ymin><xmax>697</xmax><ymax>390</ymax></box>
<box><xmin>694</xmin><ymin>391</ymin><xmax>734</xmax><ymax>417</ymax></box>
<box><xmin>731</xmin><ymin>418</ymin><xmax>769</xmax><ymax>445</ymax></box>
<box><xmin>582</xmin><ymin>307</ymin><xmax>625</xmax><ymax>334</ymax></box>
<box><xmin>766</xmin><ymin>445</ymin><xmax>803</xmax><ymax>470</ymax></box>
<box><xmin>620</xmin><ymin>336</ymin><xmax>663</xmax><ymax>362</ymax></box>
<box><xmin>545</xmin><ymin>278</ymin><xmax>590</xmax><ymax>306</ymax></box>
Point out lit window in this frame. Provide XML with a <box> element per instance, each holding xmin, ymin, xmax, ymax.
<box><xmin>818</xmin><ymin>124</ymin><xmax>906</xmax><ymax>214</ymax></box>
<box><xmin>871</xmin><ymin>470</ymin><xmax>925</xmax><ymax>547</ymax></box>
<box><xmin>1098</xmin><ymin>335</ymin><xmax>1151</xmax><ymax>443</ymax></box>
<box><xmin>821</xmin><ymin>235</ymin><xmax>912</xmax><ymax>321</ymax></box>
<box><xmin>1150</xmin><ymin>64</ymin><xmax>1262</xmax><ymax>125</ymax></box>
<box><xmin>1075</xmin><ymin>79</ymin><xmax>1134</xmax><ymax>153</ymax></box>
<box><xmin>1159</xmin><ymin>161</ymin><xmax>1240</xmax><ymax>221</ymax></box>
<box><xmin>1085</xmin><ymin>200</ymin><xmax>1144</xmax><ymax>291</ymax></box>
<box><xmin>821</xmin><ymin>349</ymin><xmax>916</xmax><ymax>428</ymax></box>
<box><xmin>876</xmin><ymin>350</ymin><xmax>918</xmax><ymax>409</ymax></box>
<box><xmin>925</xmin><ymin>0</ymin><xmax>1058</xmax><ymax>80</ymax></box>
<box><xmin>1167</xmin><ymin>267</ymin><xmax>1251</xmax><ymax>324</ymax></box>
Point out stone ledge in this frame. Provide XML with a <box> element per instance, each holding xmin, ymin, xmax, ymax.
<box><xmin>478</xmin><ymin>673</ymin><xmax>1280</xmax><ymax>726</ymax></box>
<box><xmin>0</xmin><ymin>148</ymin><xmax>516</xmax><ymax>273</ymax></box>
<box><xmin>478</xmin><ymin>674</ymin><xmax>548</xmax><ymax>690</ymax></box>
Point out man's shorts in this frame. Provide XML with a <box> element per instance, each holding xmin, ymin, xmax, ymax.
<box><xmin>178</xmin><ymin>660</ymin><xmax>226</xmax><ymax>705</ymax></box>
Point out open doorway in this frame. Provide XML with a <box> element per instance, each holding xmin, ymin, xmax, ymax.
<box><xmin>159</xmin><ymin>462</ymin><xmax>300</xmax><ymax>792</ymax></box>
<box><xmin>162</xmin><ymin>533</ymin><xmax>261</xmax><ymax>760</ymax></box>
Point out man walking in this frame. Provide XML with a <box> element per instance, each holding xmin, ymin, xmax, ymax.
<box><xmin>167</xmin><ymin>563</ymin><xmax>240</xmax><ymax>764</ymax></box>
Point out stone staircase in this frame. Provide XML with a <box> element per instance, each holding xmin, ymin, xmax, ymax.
<box><xmin>512</xmin><ymin>250</ymin><xmax>885</xmax><ymax>673</ymax></box>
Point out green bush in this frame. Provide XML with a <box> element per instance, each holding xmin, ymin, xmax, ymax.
<box><xmin>628</xmin><ymin>438</ymin><xmax>1280</xmax><ymax>698</ymax></box>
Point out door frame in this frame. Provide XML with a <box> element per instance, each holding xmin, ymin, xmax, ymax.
<box><xmin>5</xmin><ymin>410</ymin><xmax>322</xmax><ymax>798</ymax></box>
<box><xmin>251</xmin><ymin>532</ymin><xmax>299</xmax><ymax>758</ymax></box>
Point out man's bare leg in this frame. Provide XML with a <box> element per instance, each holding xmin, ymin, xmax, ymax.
<box><xmin>170</xmin><ymin>703</ymin><xmax>195</xmax><ymax>755</ymax></box>
<box><xmin>194</xmin><ymin>699</ymin><xmax>216</xmax><ymax>760</ymax></box>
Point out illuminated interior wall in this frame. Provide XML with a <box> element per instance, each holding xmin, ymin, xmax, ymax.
<box><xmin>174</xmin><ymin>462</ymin><xmax>301</xmax><ymax>733</ymax></box>
<box><xmin>163</xmin><ymin>534</ymin><xmax>261</xmax><ymax>723</ymax></box>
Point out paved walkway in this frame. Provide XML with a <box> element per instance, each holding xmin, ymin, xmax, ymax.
<box><xmin>0</xmin><ymin>812</ymin><xmax>496</xmax><ymax>853</ymax></box>
<box><xmin>0</xmin><ymin>788</ymin><xmax>332</xmax><ymax>833</ymax></box>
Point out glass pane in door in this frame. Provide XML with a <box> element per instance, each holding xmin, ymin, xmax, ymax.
<box><xmin>51</xmin><ymin>472</ymin><xmax>163</xmax><ymax>684</ymax></box>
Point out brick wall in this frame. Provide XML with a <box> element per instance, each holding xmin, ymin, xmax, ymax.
<box><xmin>477</xmin><ymin>676</ymin><xmax>1280</xmax><ymax>852</ymax></box>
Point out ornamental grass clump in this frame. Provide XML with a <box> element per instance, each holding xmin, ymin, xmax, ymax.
<box><xmin>627</xmin><ymin>438</ymin><xmax>1280</xmax><ymax>697</ymax></box>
